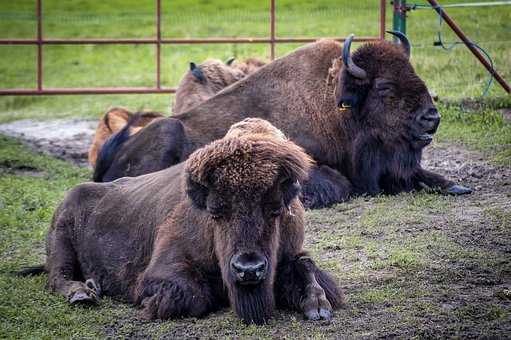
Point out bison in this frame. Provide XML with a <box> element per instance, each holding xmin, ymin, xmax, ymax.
<box><xmin>22</xmin><ymin>118</ymin><xmax>343</xmax><ymax>325</ymax></box>
<box><xmin>93</xmin><ymin>33</ymin><xmax>471</xmax><ymax>208</ymax></box>
<box><xmin>88</xmin><ymin>58</ymin><xmax>266</xmax><ymax>167</ymax></box>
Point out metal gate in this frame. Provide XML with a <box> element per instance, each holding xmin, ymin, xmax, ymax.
<box><xmin>0</xmin><ymin>0</ymin><xmax>387</xmax><ymax>95</ymax></box>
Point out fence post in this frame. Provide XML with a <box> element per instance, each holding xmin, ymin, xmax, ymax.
<box><xmin>392</xmin><ymin>0</ymin><xmax>407</xmax><ymax>38</ymax></box>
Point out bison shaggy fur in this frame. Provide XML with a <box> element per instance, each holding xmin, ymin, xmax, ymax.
<box><xmin>35</xmin><ymin>118</ymin><xmax>343</xmax><ymax>324</ymax></box>
<box><xmin>93</xmin><ymin>39</ymin><xmax>471</xmax><ymax>208</ymax></box>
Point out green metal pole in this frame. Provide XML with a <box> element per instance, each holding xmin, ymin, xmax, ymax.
<box><xmin>392</xmin><ymin>0</ymin><xmax>407</xmax><ymax>38</ymax></box>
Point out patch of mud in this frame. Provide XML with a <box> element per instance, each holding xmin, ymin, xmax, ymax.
<box><xmin>498</xmin><ymin>108</ymin><xmax>511</xmax><ymax>122</ymax></box>
<box><xmin>0</xmin><ymin>119</ymin><xmax>96</xmax><ymax>167</ymax></box>
<box><xmin>422</xmin><ymin>141</ymin><xmax>511</xmax><ymax>194</ymax></box>
<box><xmin>0</xmin><ymin>162</ymin><xmax>46</xmax><ymax>177</ymax></box>
<box><xmin>300</xmin><ymin>141</ymin><xmax>511</xmax><ymax>338</ymax></box>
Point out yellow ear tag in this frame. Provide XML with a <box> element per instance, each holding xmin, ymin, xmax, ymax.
<box><xmin>338</xmin><ymin>103</ymin><xmax>351</xmax><ymax>112</ymax></box>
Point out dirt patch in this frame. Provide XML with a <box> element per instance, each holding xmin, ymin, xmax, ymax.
<box><xmin>311</xmin><ymin>142</ymin><xmax>511</xmax><ymax>338</ymax></box>
<box><xmin>0</xmin><ymin>161</ymin><xmax>46</xmax><ymax>177</ymax></box>
<box><xmin>422</xmin><ymin>141</ymin><xmax>511</xmax><ymax>193</ymax></box>
<box><xmin>0</xmin><ymin>119</ymin><xmax>96</xmax><ymax>167</ymax></box>
<box><xmin>498</xmin><ymin>108</ymin><xmax>511</xmax><ymax>123</ymax></box>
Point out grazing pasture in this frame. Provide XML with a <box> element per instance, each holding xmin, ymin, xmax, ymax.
<box><xmin>0</xmin><ymin>0</ymin><xmax>510</xmax><ymax>338</ymax></box>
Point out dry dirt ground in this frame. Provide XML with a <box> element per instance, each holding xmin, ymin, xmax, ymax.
<box><xmin>1</xmin><ymin>119</ymin><xmax>509</xmax><ymax>338</ymax></box>
<box><xmin>0</xmin><ymin>119</ymin><xmax>97</xmax><ymax>168</ymax></box>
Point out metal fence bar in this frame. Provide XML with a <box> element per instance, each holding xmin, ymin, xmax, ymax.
<box><xmin>380</xmin><ymin>0</ymin><xmax>386</xmax><ymax>40</ymax></box>
<box><xmin>36</xmin><ymin>0</ymin><xmax>42</xmax><ymax>90</ymax></box>
<box><xmin>270</xmin><ymin>0</ymin><xmax>276</xmax><ymax>60</ymax></box>
<box><xmin>0</xmin><ymin>37</ymin><xmax>382</xmax><ymax>45</ymax></box>
<box><xmin>0</xmin><ymin>0</ymin><xmax>386</xmax><ymax>96</ymax></box>
<box><xmin>156</xmin><ymin>0</ymin><xmax>161</xmax><ymax>89</ymax></box>
<box><xmin>412</xmin><ymin>1</ymin><xmax>511</xmax><ymax>9</ymax></box>
<box><xmin>0</xmin><ymin>88</ymin><xmax>175</xmax><ymax>95</ymax></box>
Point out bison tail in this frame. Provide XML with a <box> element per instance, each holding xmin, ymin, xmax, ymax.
<box><xmin>93</xmin><ymin>113</ymin><xmax>141</xmax><ymax>182</ymax></box>
<box><xmin>16</xmin><ymin>265</ymin><xmax>46</xmax><ymax>277</ymax></box>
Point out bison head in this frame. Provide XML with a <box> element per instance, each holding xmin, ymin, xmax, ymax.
<box><xmin>336</xmin><ymin>32</ymin><xmax>440</xmax><ymax>149</ymax></box>
<box><xmin>189</xmin><ymin>59</ymin><xmax>246</xmax><ymax>88</ymax></box>
<box><xmin>184</xmin><ymin>119</ymin><xmax>313</xmax><ymax>324</ymax></box>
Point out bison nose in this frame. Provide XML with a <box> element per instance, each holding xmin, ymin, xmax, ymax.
<box><xmin>418</xmin><ymin>108</ymin><xmax>441</xmax><ymax>133</ymax></box>
<box><xmin>230</xmin><ymin>253</ymin><xmax>268</xmax><ymax>285</ymax></box>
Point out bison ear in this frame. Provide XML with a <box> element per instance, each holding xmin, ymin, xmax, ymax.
<box><xmin>185</xmin><ymin>175</ymin><xmax>208</xmax><ymax>209</ymax></box>
<box><xmin>190</xmin><ymin>62</ymin><xmax>206</xmax><ymax>83</ymax></box>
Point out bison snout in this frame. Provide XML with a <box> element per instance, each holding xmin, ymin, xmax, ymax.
<box><xmin>230</xmin><ymin>253</ymin><xmax>268</xmax><ymax>285</ymax></box>
<box><xmin>417</xmin><ymin>108</ymin><xmax>441</xmax><ymax>134</ymax></box>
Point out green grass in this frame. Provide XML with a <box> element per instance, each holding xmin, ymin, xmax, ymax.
<box><xmin>436</xmin><ymin>100</ymin><xmax>511</xmax><ymax>165</ymax></box>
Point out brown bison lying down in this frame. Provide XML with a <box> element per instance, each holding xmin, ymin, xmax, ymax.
<box><xmin>24</xmin><ymin>118</ymin><xmax>343</xmax><ymax>324</ymax></box>
<box><xmin>88</xmin><ymin>58</ymin><xmax>266</xmax><ymax>167</ymax></box>
<box><xmin>93</xmin><ymin>33</ymin><xmax>471</xmax><ymax>208</ymax></box>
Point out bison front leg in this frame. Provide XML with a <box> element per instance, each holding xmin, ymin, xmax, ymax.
<box><xmin>414</xmin><ymin>167</ymin><xmax>472</xmax><ymax>195</ymax></box>
<box><xmin>46</xmin><ymin>227</ymin><xmax>101</xmax><ymax>305</ymax></box>
<box><xmin>301</xmin><ymin>165</ymin><xmax>352</xmax><ymax>209</ymax></box>
<box><xmin>275</xmin><ymin>254</ymin><xmax>344</xmax><ymax>321</ymax></box>
<box><xmin>134</xmin><ymin>264</ymin><xmax>220</xmax><ymax>320</ymax></box>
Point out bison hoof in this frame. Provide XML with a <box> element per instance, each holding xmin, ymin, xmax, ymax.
<box><xmin>68</xmin><ymin>279</ymin><xmax>101</xmax><ymax>305</ymax></box>
<box><xmin>443</xmin><ymin>184</ymin><xmax>472</xmax><ymax>196</ymax></box>
<box><xmin>301</xmin><ymin>284</ymin><xmax>333</xmax><ymax>322</ymax></box>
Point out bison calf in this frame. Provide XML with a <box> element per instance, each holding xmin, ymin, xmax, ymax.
<box><xmin>31</xmin><ymin>118</ymin><xmax>343</xmax><ymax>324</ymax></box>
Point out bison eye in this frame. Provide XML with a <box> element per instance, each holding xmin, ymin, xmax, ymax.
<box><xmin>374</xmin><ymin>78</ymin><xmax>396</xmax><ymax>97</ymax></box>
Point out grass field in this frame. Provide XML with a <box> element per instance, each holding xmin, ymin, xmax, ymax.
<box><xmin>0</xmin><ymin>0</ymin><xmax>510</xmax><ymax>338</ymax></box>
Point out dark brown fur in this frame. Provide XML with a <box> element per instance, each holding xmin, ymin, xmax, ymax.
<box><xmin>39</xmin><ymin>119</ymin><xmax>343</xmax><ymax>324</ymax></box>
<box><xmin>88</xmin><ymin>108</ymin><xmax>164</xmax><ymax>167</ymax></box>
<box><xmin>94</xmin><ymin>39</ymin><xmax>470</xmax><ymax>207</ymax></box>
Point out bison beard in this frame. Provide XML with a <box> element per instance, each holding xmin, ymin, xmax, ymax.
<box><xmin>230</xmin><ymin>280</ymin><xmax>274</xmax><ymax>325</ymax></box>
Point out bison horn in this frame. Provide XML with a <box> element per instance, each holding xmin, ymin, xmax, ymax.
<box><xmin>225</xmin><ymin>57</ymin><xmax>236</xmax><ymax>66</ymax></box>
<box><xmin>386</xmin><ymin>30</ymin><xmax>411</xmax><ymax>58</ymax></box>
<box><xmin>342</xmin><ymin>34</ymin><xmax>367</xmax><ymax>79</ymax></box>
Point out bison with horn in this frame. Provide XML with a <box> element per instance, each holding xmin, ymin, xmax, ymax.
<box><xmin>93</xmin><ymin>33</ymin><xmax>471</xmax><ymax>208</ymax></box>
<box><xmin>21</xmin><ymin>118</ymin><xmax>343</xmax><ymax>324</ymax></box>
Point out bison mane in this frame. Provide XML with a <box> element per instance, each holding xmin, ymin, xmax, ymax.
<box><xmin>185</xmin><ymin>131</ymin><xmax>313</xmax><ymax>194</ymax></box>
